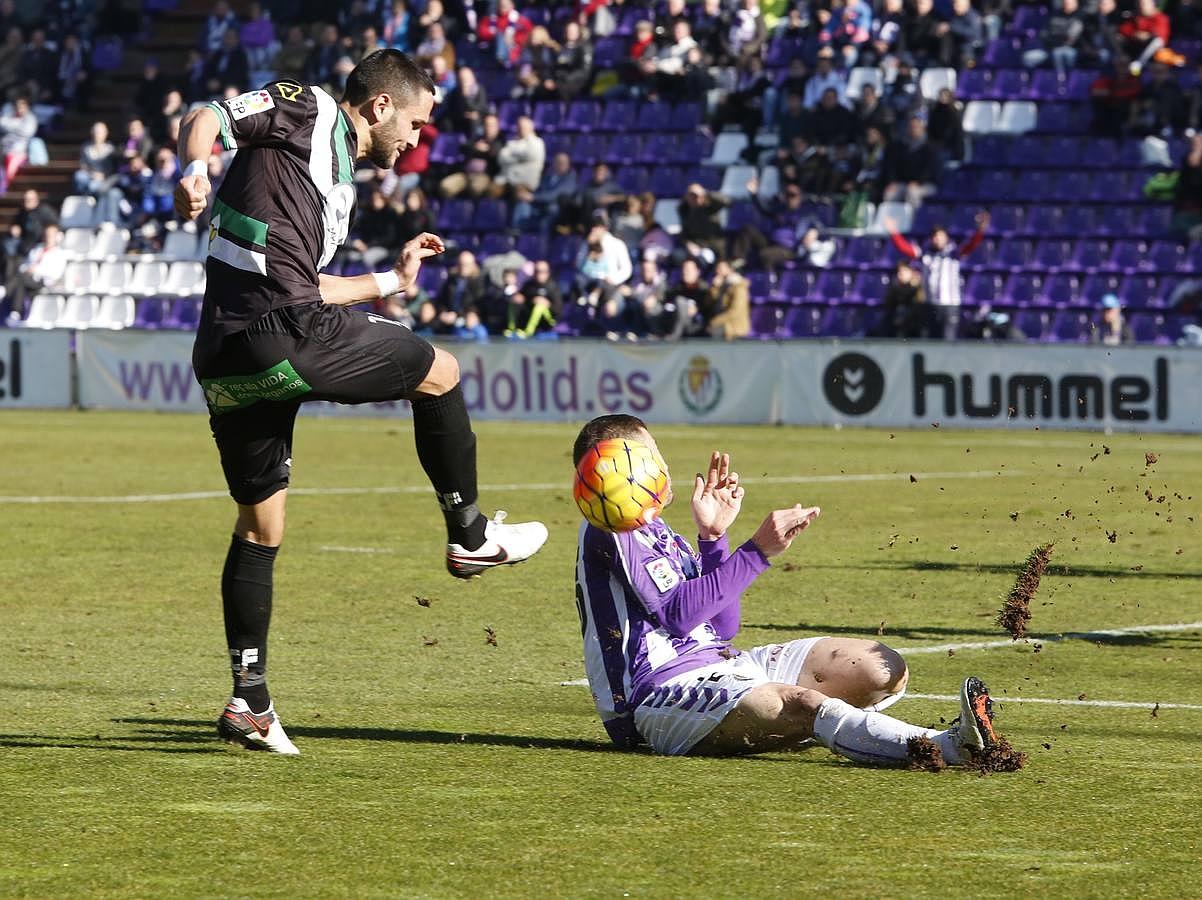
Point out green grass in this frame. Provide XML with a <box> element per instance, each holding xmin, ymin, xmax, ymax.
<box><xmin>1</xmin><ymin>410</ymin><xmax>1200</xmax><ymax>898</ymax></box>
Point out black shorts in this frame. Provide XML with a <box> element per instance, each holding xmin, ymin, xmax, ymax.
<box><xmin>193</xmin><ymin>301</ymin><xmax>436</xmax><ymax>505</ymax></box>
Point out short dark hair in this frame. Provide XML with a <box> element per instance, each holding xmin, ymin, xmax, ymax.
<box><xmin>343</xmin><ymin>49</ymin><xmax>435</xmax><ymax>107</ymax></box>
<box><xmin>573</xmin><ymin>415</ymin><xmax>648</xmax><ymax>467</ymax></box>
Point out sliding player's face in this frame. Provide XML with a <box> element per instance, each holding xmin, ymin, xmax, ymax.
<box><xmin>635</xmin><ymin>428</ymin><xmax>673</xmax><ymax>507</ymax></box>
<box><xmin>369</xmin><ymin>91</ymin><xmax>435</xmax><ymax>168</ymax></box>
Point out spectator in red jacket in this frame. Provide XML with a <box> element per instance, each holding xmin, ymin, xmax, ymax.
<box><xmin>478</xmin><ymin>0</ymin><xmax>534</xmax><ymax>67</ymax></box>
<box><xmin>1090</xmin><ymin>54</ymin><xmax>1142</xmax><ymax>137</ymax></box>
<box><xmin>1119</xmin><ymin>0</ymin><xmax>1170</xmax><ymax>75</ymax></box>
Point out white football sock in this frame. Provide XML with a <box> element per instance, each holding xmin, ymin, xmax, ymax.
<box><xmin>813</xmin><ymin>697</ymin><xmax>965</xmax><ymax>767</ymax></box>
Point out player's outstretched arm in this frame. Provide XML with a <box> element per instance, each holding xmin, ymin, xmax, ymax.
<box><xmin>318</xmin><ymin>233</ymin><xmax>445</xmax><ymax>307</ymax></box>
<box><xmin>173</xmin><ymin>106</ymin><xmax>219</xmax><ymax>222</ymax></box>
<box><xmin>750</xmin><ymin>504</ymin><xmax>821</xmax><ymax>558</ymax></box>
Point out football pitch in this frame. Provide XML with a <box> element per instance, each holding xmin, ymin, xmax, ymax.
<box><xmin>1</xmin><ymin>410</ymin><xmax>1199</xmax><ymax>898</ymax></box>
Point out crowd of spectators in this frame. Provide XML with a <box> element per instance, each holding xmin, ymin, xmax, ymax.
<box><xmin>6</xmin><ymin>1</ymin><xmax>1202</xmax><ymax>342</ymax></box>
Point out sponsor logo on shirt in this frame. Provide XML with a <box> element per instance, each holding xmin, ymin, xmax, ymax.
<box><xmin>645</xmin><ymin>557</ymin><xmax>680</xmax><ymax>593</ymax></box>
<box><xmin>227</xmin><ymin>89</ymin><xmax>275</xmax><ymax>120</ymax></box>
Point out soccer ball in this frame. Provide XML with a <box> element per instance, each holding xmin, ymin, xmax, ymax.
<box><xmin>574</xmin><ymin>438</ymin><xmax>669</xmax><ymax>533</ymax></box>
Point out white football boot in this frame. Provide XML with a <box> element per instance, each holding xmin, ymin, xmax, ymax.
<box><xmin>217</xmin><ymin>697</ymin><xmax>300</xmax><ymax>755</ymax></box>
<box><xmin>446</xmin><ymin>510</ymin><xmax>549</xmax><ymax>578</ymax></box>
<box><xmin>953</xmin><ymin>676</ymin><xmax>999</xmax><ymax>756</ymax></box>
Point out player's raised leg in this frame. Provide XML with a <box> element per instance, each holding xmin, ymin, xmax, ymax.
<box><xmin>794</xmin><ymin>638</ymin><xmax>910</xmax><ymax>711</ymax></box>
<box><xmin>215</xmin><ymin>488</ymin><xmax>299</xmax><ymax>755</ymax></box>
<box><xmin>409</xmin><ymin>347</ymin><xmax>548</xmax><ymax>578</ymax></box>
<box><xmin>692</xmin><ymin>676</ymin><xmax>999</xmax><ymax>767</ymax></box>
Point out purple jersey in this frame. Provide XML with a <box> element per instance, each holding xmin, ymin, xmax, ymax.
<box><xmin>573</xmin><ymin>517</ymin><xmax>770</xmax><ymax>748</ymax></box>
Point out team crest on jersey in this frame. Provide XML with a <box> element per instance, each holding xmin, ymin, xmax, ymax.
<box><xmin>275</xmin><ymin>81</ymin><xmax>303</xmax><ymax>102</ymax></box>
<box><xmin>645</xmin><ymin>557</ymin><xmax>680</xmax><ymax>593</ymax></box>
<box><xmin>227</xmin><ymin>89</ymin><xmax>275</xmax><ymax>120</ymax></box>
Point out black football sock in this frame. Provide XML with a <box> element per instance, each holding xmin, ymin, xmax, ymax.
<box><xmin>411</xmin><ymin>385</ymin><xmax>486</xmax><ymax>550</ymax></box>
<box><xmin>221</xmin><ymin>534</ymin><xmax>278</xmax><ymax>714</ymax></box>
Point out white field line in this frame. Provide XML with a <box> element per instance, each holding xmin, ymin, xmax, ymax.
<box><xmin>905</xmin><ymin>693</ymin><xmax>1202</xmax><ymax>711</ymax></box>
<box><xmin>0</xmin><ymin>469</ymin><xmax>1019</xmax><ymax>505</ymax></box>
<box><xmin>318</xmin><ymin>545</ymin><xmax>395</xmax><ymax>554</ymax></box>
<box><xmin>896</xmin><ymin>621</ymin><xmax>1202</xmax><ymax>655</ymax></box>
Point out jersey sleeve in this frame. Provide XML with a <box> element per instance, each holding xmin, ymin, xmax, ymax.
<box><xmin>207</xmin><ymin>81</ymin><xmax>316</xmax><ymax>150</ymax></box>
<box><xmin>614</xmin><ymin>529</ymin><xmax>768</xmax><ymax>639</ymax></box>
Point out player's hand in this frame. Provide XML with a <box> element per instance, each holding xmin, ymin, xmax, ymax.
<box><xmin>393</xmin><ymin>232</ymin><xmax>445</xmax><ymax>287</ymax></box>
<box><xmin>173</xmin><ymin>173</ymin><xmax>211</xmax><ymax>222</ymax></box>
<box><xmin>751</xmin><ymin>504</ymin><xmax>821</xmax><ymax>559</ymax></box>
<box><xmin>692</xmin><ymin>450</ymin><xmax>743</xmax><ymax>540</ymax></box>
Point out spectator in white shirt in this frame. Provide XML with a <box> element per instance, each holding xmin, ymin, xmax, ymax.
<box><xmin>492</xmin><ymin>115</ymin><xmax>545</xmax><ymax>197</ymax></box>
<box><xmin>802</xmin><ymin>48</ymin><xmax>848</xmax><ymax>109</ymax></box>
<box><xmin>4</xmin><ymin>223</ymin><xmax>68</xmax><ymax>322</ymax></box>
<box><xmin>1</xmin><ymin>94</ymin><xmax>37</xmax><ymax>183</ymax></box>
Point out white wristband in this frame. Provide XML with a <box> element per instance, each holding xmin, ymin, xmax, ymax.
<box><xmin>373</xmin><ymin>270</ymin><xmax>401</xmax><ymax>298</ymax></box>
<box><xmin>181</xmin><ymin>159</ymin><xmax>207</xmax><ymax>179</ymax></box>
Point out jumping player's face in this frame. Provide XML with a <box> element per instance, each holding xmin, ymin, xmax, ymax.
<box><xmin>635</xmin><ymin>428</ymin><xmax>673</xmax><ymax>507</ymax></box>
<box><xmin>369</xmin><ymin>91</ymin><xmax>435</xmax><ymax>169</ymax></box>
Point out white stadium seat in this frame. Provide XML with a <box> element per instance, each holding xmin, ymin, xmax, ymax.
<box><xmin>59</xmin><ymin>195</ymin><xmax>97</xmax><ymax>229</ymax></box>
<box><xmin>846</xmin><ymin>66</ymin><xmax>884</xmax><ymax>100</ymax></box>
<box><xmin>162</xmin><ymin>228</ymin><xmax>200</xmax><ymax>261</ymax></box>
<box><xmin>95</xmin><ymin>261</ymin><xmax>133</xmax><ymax>295</ymax></box>
<box><xmin>998</xmin><ymin>101</ymin><xmax>1038</xmax><ymax>134</ymax></box>
<box><xmin>62</xmin><ymin>227</ymin><xmax>94</xmax><ymax>258</ymax></box>
<box><xmin>719</xmin><ymin>164</ymin><xmax>757</xmax><ymax>200</ymax></box>
<box><xmin>88</xmin><ymin>225</ymin><xmax>130</xmax><ymax>260</ymax></box>
<box><xmin>93</xmin><ymin>294</ymin><xmax>136</xmax><ymax>329</ymax></box>
<box><xmin>24</xmin><ymin>294</ymin><xmax>64</xmax><ymax>328</ymax></box>
<box><xmin>756</xmin><ymin>165</ymin><xmax>781</xmax><ymax>202</ymax></box>
<box><xmin>963</xmin><ymin>100</ymin><xmax>1002</xmax><ymax>134</ymax></box>
<box><xmin>128</xmin><ymin>261</ymin><xmax>169</xmax><ymax>296</ymax></box>
<box><xmin>63</xmin><ymin>261</ymin><xmax>98</xmax><ymax>294</ymax></box>
<box><xmin>919</xmin><ymin>67</ymin><xmax>957</xmax><ymax>101</ymax></box>
<box><xmin>56</xmin><ymin>294</ymin><xmax>99</xmax><ymax>329</ymax></box>
<box><xmin>162</xmin><ymin>261</ymin><xmax>206</xmax><ymax>296</ymax></box>
<box><xmin>653</xmin><ymin>199</ymin><xmax>681</xmax><ymax>235</ymax></box>
<box><xmin>869</xmin><ymin>201</ymin><xmax>914</xmax><ymax>235</ymax></box>
<box><xmin>706</xmin><ymin>132</ymin><xmax>748</xmax><ymax>166</ymax></box>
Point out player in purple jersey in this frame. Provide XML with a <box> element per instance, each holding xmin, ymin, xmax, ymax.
<box><xmin>572</xmin><ymin>414</ymin><xmax>1013</xmax><ymax>767</ymax></box>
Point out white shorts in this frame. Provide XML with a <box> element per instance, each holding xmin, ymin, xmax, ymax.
<box><xmin>634</xmin><ymin>637</ymin><xmax>825</xmax><ymax>756</ymax></box>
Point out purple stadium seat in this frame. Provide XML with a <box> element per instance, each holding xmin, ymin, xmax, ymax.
<box><xmin>1034</xmin><ymin>102</ymin><xmax>1072</xmax><ymax>133</ymax></box>
<box><xmin>965</xmin><ymin>236</ymin><xmax>999</xmax><ymax>270</ymax></box>
<box><xmin>654</xmin><ymin>166</ymin><xmax>688</xmax><ymax>197</ymax></box>
<box><xmin>1072</xmin><ymin>239</ymin><xmax>1109</xmax><ymax>271</ymax></box>
<box><xmin>912</xmin><ymin>203</ymin><xmax>950</xmax><ymax>235</ymax></box>
<box><xmin>430</xmin><ymin>133</ymin><xmax>463</xmax><ymax>165</ymax></box>
<box><xmin>679</xmin><ymin>132</ymin><xmax>714</xmax><ymax>162</ymax></box>
<box><xmin>542</xmin><ymin>133</ymin><xmax>571</xmax><ymax>158</ymax></box>
<box><xmin>746</xmin><ymin>271</ymin><xmax>774</xmax><ymax>303</ymax></box>
<box><xmin>636</xmin><ymin>103</ymin><xmax>672</xmax><ymax>131</ymax></box>
<box><xmin>1032</xmin><ymin>239</ymin><xmax>1073</xmax><ymax>270</ymax></box>
<box><xmin>1081</xmin><ymin>273</ymin><xmax>1123</xmax><ymax>304</ymax></box>
<box><xmin>815</xmin><ymin>270</ymin><xmax>856</xmax><ymax>304</ymax></box>
<box><xmin>1053</xmin><ymin>170</ymin><xmax>1093</xmax><ymax>202</ymax></box>
<box><xmin>134</xmin><ymin>297</ymin><xmax>168</xmax><ymax>328</ymax></box>
<box><xmin>853</xmin><ymin>271</ymin><xmax>891</xmax><ymax>304</ymax></box>
<box><xmin>514</xmin><ymin>233</ymin><xmax>548</xmax><ymax>261</ymax></box>
<box><xmin>1080</xmin><ymin>138</ymin><xmax>1120</xmax><ymax>169</ymax></box>
<box><xmin>989</xmin><ymin>69</ymin><xmax>1030</xmax><ymax>101</ymax></box>
<box><xmin>669</xmin><ymin>103</ymin><xmax>704</xmax><ymax>131</ymax></box>
<box><xmin>958</xmin><ymin>68</ymin><xmax>991</xmax><ymax>100</ymax></box>
<box><xmin>1023</xmin><ymin>205</ymin><xmax>1063</xmax><ymax>237</ymax></box>
<box><xmin>168</xmin><ymin>297</ymin><xmax>200</xmax><ymax>330</ymax></box>
<box><xmin>1095</xmin><ymin>205</ymin><xmax>1138</xmax><ymax>237</ymax></box>
<box><xmin>478</xmin><ymin>233</ymin><xmax>514</xmax><ymax>257</ymax></box>
<box><xmin>1002</xmin><ymin>134</ymin><xmax>1041</xmax><ymax>166</ymax></box>
<box><xmin>840</xmin><ymin>236</ymin><xmax>889</xmax><ymax>267</ymax></box>
<box><xmin>981</xmin><ymin>39</ymin><xmax>1023</xmax><ymax>68</ymax></box>
<box><xmin>1136</xmin><ymin>206</ymin><xmax>1173</xmax><ymax>238</ymax></box>
<box><xmin>564</xmin><ymin>101</ymin><xmax>601</xmax><ymax>132</ymax></box>
<box><xmin>1014</xmin><ymin>309</ymin><xmax>1050</xmax><ymax>340</ymax></box>
<box><xmin>593</xmin><ymin>37</ymin><xmax>625</xmax><ymax>69</ymax></box>
<box><xmin>616</xmin><ymin>166</ymin><xmax>651</xmax><ymax>194</ymax></box>
<box><xmin>775</xmin><ymin>270</ymin><xmax>814</xmax><ymax>303</ymax></box>
<box><xmin>1060</xmin><ymin>205</ymin><xmax>1099</xmax><ymax>236</ymax></box>
<box><xmin>784</xmin><ymin>305</ymin><xmax>824</xmax><ymax>337</ymax></box>
<box><xmin>1066</xmin><ymin>70</ymin><xmax>1100</xmax><ymax>100</ymax></box>
<box><xmin>1044</xmin><ymin>135</ymin><xmax>1084</xmax><ymax>168</ymax></box>
<box><xmin>821</xmin><ymin>306</ymin><xmax>866</xmax><ymax>338</ymax></box>
<box><xmin>601</xmin><ymin>100</ymin><xmax>636</xmax><ymax>131</ymax></box>
<box><xmin>1127</xmin><ymin>311</ymin><xmax>1162</xmax><ymax>343</ymax></box>
<box><xmin>1118</xmin><ymin>275</ymin><xmax>1160</xmax><ymax>310</ymax></box>
<box><xmin>573</xmin><ymin>134</ymin><xmax>605</xmax><ymax>164</ymax></box>
<box><xmin>765</xmin><ymin>37</ymin><xmax>804</xmax><ymax>67</ymax></box>
<box><xmin>1159</xmin><ymin>313</ymin><xmax>1195</xmax><ymax>344</ymax></box>
<box><xmin>1050</xmin><ymin>309</ymin><xmax>1092</xmax><ymax>342</ymax></box>
<box><xmin>1012</xmin><ymin>5</ymin><xmax>1048</xmax><ymax>32</ymax></box>
<box><xmin>1030</xmin><ymin>70</ymin><xmax>1071</xmax><ymax>101</ymax></box>
<box><xmin>988</xmin><ymin>204</ymin><xmax>1025</xmax><ymax>235</ymax></box>
<box><xmin>549</xmin><ymin>235</ymin><xmax>581</xmax><ymax>267</ymax></box>
<box><xmin>601</xmin><ymin>134</ymin><xmax>639</xmax><ymax>166</ymax></box>
<box><xmin>1109</xmin><ymin>239</ymin><xmax>1149</xmax><ymax>273</ymax></box>
<box><xmin>533</xmin><ymin>101</ymin><xmax>564</xmax><ymax>132</ymax></box>
<box><xmin>1117</xmin><ymin>139</ymin><xmax>1145</xmax><ymax>169</ymax></box>
<box><xmin>438</xmin><ymin>199</ymin><xmax>474</xmax><ymax>231</ymax></box>
<box><xmin>1147</xmin><ymin>240</ymin><xmax>1188</xmax><ymax>273</ymax></box>
<box><xmin>966</xmin><ymin>272</ymin><xmax>1006</xmax><ymax>304</ymax></box>
<box><xmin>1042</xmin><ymin>273</ymin><xmax>1082</xmax><ymax>307</ymax></box>
<box><xmin>750</xmin><ymin>304</ymin><xmax>784</xmax><ymax>338</ymax></box>
<box><xmin>639</xmin><ymin>133</ymin><xmax>677</xmax><ymax>165</ymax></box>
<box><xmin>497</xmin><ymin>100</ymin><xmax>529</xmax><ymax>132</ymax></box>
<box><xmin>1005</xmin><ymin>272</ymin><xmax>1043</xmax><ymax>306</ymax></box>
<box><xmin>475</xmin><ymin>199</ymin><xmax>508</xmax><ymax>232</ymax></box>
<box><xmin>444</xmin><ymin>231</ymin><xmax>479</xmax><ymax>252</ymax></box>
<box><xmin>975</xmin><ymin>169</ymin><xmax>1016</xmax><ymax>201</ymax></box>
<box><xmin>1013</xmin><ymin>171</ymin><xmax>1055</xmax><ymax>202</ymax></box>
<box><xmin>725</xmin><ymin>200</ymin><xmax>763</xmax><ymax>232</ymax></box>
<box><xmin>970</xmin><ymin>135</ymin><xmax>1011</xmax><ymax>167</ymax></box>
<box><xmin>416</xmin><ymin>265</ymin><xmax>446</xmax><ymax>293</ymax></box>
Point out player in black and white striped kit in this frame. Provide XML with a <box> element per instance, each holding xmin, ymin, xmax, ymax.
<box><xmin>174</xmin><ymin>51</ymin><xmax>547</xmax><ymax>754</ymax></box>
